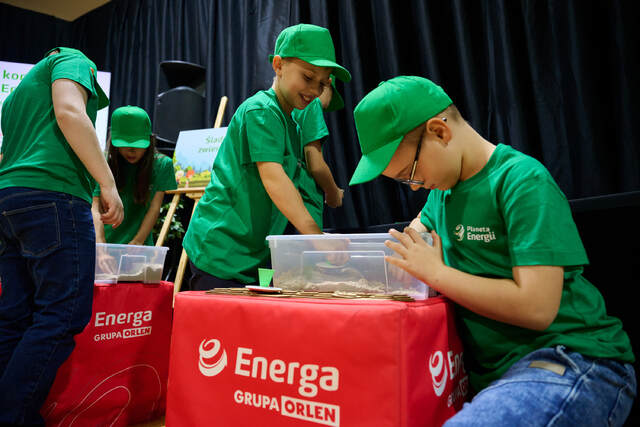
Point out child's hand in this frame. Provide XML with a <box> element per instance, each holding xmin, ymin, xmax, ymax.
<box><xmin>100</xmin><ymin>183</ymin><xmax>124</xmax><ymax>228</ymax></box>
<box><xmin>314</xmin><ymin>233</ymin><xmax>350</xmax><ymax>265</ymax></box>
<box><xmin>96</xmin><ymin>245</ymin><xmax>117</xmax><ymax>275</ymax></box>
<box><xmin>325</xmin><ymin>188</ymin><xmax>344</xmax><ymax>208</ymax></box>
<box><xmin>384</xmin><ymin>228</ymin><xmax>444</xmax><ymax>285</ymax></box>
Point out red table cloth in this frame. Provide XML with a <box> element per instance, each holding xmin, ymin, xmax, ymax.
<box><xmin>167</xmin><ymin>292</ymin><xmax>468</xmax><ymax>427</ymax></box>
<box><xmin>42</xmin><ymin>281</ymin><xmax>174</xmax><ymax>426</ymax></box>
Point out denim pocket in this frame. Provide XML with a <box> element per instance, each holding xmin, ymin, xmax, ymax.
<box><xmin>4</xmin><ymin>202</ymin><xmax>61</xmax><ymax>257</ymax></box>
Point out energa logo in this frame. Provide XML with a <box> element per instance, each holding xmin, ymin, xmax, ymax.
<box><xmin>199</xmin><ymin>338</ymin><xmax>227</xmax><ymax>377</ymax></box>
<box><xmin>429</xmin><ymin>351</ymin><xmax>447</xmax><ymax>396</ymax></box>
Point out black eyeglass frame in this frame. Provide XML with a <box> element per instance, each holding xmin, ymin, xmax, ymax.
<box><xmin>395</xmin><ymin>139</ymin><xmax>424</xmax><ymax>186</ymax></box>
<box><xmin>394</xmin><ymin>117</ymin><xmax>447</xmax><ymax>187</ymax></box>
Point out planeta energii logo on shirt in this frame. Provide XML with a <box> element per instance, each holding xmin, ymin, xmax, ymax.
<box><xmin>454</xmin><ymin>224</ymin><xmax>496</xmax><ymax>243</ymax></box>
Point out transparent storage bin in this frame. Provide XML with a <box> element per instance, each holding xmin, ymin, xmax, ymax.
<box><xmin>266</xmin><ymin>233</ymin><xmax>434</xmax><ymax>299</ymax></box>
<box><xmin>95</xmin><ymin>243</ymin><xmax>168</xmax><ymax>284</ymax></box>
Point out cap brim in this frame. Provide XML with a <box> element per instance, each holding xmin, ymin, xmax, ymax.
<box><xmin>270</xmin><ymin>54</ymin><xmax>351</xmax><ymax>83</ymax></box>
<box><xmin>112</xmin><ymin>137</ymin><xmax>150</xmax><ymax>149</ymax></box>
<box><xmin>289</xmin><ymin>57</ymin><xmax>350</xmax><ymax>83</ymax></box>
<box><xmin>95</xmin><ymin>81</ymin><xmax>109</xmax><ymax>110</ymax></box>
<box><xmin>349</xmin><ymin>137</ymin><xmax>402</xmax><ymax>186</ymax></box>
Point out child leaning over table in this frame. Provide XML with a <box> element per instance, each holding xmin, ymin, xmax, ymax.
<box><xmin>348</xmin><ymin>76</ymin><xmax>636</xmax><ymax>426</ymax></box>
<box><xmin>182</xmin><ymin>24</ymin><xmax>351</xmax><ymax>290</ymax></box>
<box><xmin>0</xmin><ymin>47</ymin><xmax>123</xmax><ymax>425</ymax></box>
<box><xmin>91</xmin><ymin>106</ymin><xmax>176</xmax><ymax>246</ymax></box>
<box><xmin>292</xmin><ymin>74</ymin><xmax>346</xmax><ymax>229</ymax></box>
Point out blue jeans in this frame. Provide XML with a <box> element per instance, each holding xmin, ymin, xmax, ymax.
<box><xmin>445</xmin><ymin>346</ymin><xmax>637</xmax><ymax>427</ymax></box>
<box><xmin>0</xmin><ymin>187</ymin><xmax>95</xmax><ymax>426</ymax></box>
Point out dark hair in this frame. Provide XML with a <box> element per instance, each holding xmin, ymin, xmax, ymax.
<box><xmin>106</xmin><ymin>132</ymin><xmax>156</xmax><ymax>205</ymax></box>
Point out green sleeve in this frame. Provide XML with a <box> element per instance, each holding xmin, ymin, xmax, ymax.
<box><xmin>244</xmin><ymin>108</ymin><xmax>286</xmax><ymax>164</ymax></box>
<box><xmin>152</xmin><ymin>154</ymin><xmax>178</xmax><ymax>192</ymax></box>
<box><xmin>49</xmin><ymin>53</ymin><xmax>97</xmax><ymax>102</ymax></box>
<box><xmin>419</xmin><ymin>192</ymin><xmax>436</xmax><ymax>231</ymax></box>
<box><xmin>296</xmin><ymin>98</ymin><xmax>329</xmax><ymax>146</ymax></box>
<box><xmin>501</xmin><ymin>172</ymin><xmax>588</xmax><ymax>267</ymax></box>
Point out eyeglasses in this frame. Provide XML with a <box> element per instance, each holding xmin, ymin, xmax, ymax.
<box><xmin>395</xmin><ymin>138</ymin><xmax>424</xmax><ymax>186</ymax></box>
<box><xmin>394</xmin><ymin>117</ymin><xmax>446</xmax><ymax>187</ymax></box>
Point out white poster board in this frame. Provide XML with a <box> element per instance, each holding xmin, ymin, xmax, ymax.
<box><xmin>173</xmin><ymin>127</ymin><xmax>227</xmax><ymax>188</ymax></box>
<box><xmin>0</xmin><ymin>60</ymin><xmax>111</xmax><ymax>151</ymax></box>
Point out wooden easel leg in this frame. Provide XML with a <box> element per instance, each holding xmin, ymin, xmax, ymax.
<box><xmin>173</xmin><ymin>197</ymin><xmax>201</xmax><ymax>299</ymax></box>
<box><xmin>155</xmin><ymin>194</ymin><xmax>181</xmax><ymax>247</ymax></box>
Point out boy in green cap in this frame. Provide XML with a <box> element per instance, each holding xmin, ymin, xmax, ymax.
<box><xmin>292</xmin><ymin>74</ymin><xmax>345</xmax><ymax>229</ymax></box>
<box><xmin>0</xmin><ymin>47</ymin><xmax>123</xmax><ymax>425</ymax></box>
<box><xmin>92</xmin><ymin>105</ymin><xmax>177</xmax><ymax>246</ymax></box>
<box><xmin>183</xmin><ymin>24</ymin><xmax>350</xmax><ymax>289</ymax></box>
<box><xmin>349</xmin><ymin>76</ymin><xmax>635</xmax><ymax>425</ymax></box>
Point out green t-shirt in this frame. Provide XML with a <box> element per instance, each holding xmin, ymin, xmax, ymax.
<box><xmin>183</xmin><ymin>88</ymin><xmax>300</xmax><ymax>283</ymax></box>
<box><xmin>420</xmin><ymin>144</ymin><xmax>634</xmax><ymax>392</ymax></box>
<box><xmin>292</xmin><ymin>98</ymin><xmax>329</xmax><ymax>228</ymax></box>
<box><xmin>0</xmin><ymin>48</ymin><xmax>103</xmax><ymax>204</ymax></box>
<box><xmin>94</xmin><ymin>153</ymin><xmax>176</xmax><ymax>245</ymax></box>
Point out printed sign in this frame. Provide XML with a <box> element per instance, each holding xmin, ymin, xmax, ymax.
<box><xmin>173</xmin><ymin>127</ymin><xmax>227</xmax><ymax>188</ymax></box>
<box><xmin>0</xmin><ymin>60</ymin><xmax>111</xmax><ymax>151</ymax></box>
<box><xmin>167</xmin><ymin>293</ymin><xmax>467</xmax><ymax>426</ymax></box>
<box><xmin>43</xmin><ymin>281</ymin><xmax>173</xmax><ymax>426</ymax></box>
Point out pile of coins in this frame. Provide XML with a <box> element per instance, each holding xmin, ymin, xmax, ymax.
<box><xmin>205</xmin><ymin>287</ymin><xmax>415</xmax><ymax>302</ymax></box>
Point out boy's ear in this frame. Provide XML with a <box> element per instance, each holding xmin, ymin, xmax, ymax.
<box><xmin>272</xmin><ymin>55</ymin><xmax>283</xmax><ymax>75</ymax></box>
<box><xmin>425</xmin><ymin>118</ymin><xmax>451</xmax><ymax>143</ymax></box>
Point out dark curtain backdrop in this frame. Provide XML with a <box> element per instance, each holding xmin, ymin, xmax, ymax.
<box><xmin>1</xmin><ymin>0</ymin><xmax>639</xmax><ymax>230</ymax></box>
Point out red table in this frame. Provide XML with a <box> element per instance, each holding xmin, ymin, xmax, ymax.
<box><xmin>167</xmin><ymin>292</ymin><xmax>468</xmax><ymax>427</ymax></box>
<box><xmin>42</xmin><ymin>281</ymin><xmax>174</xmax><ymax>427</ymax></box>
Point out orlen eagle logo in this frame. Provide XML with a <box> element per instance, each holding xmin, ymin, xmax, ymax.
<box><xmin>429</xmin><ymin>351</ymin><xmax>447</xmax><ymax>396</ymax></box>
<box><xmin>198</xmin><ymin>338</ymin><xmax>227</xmax><ymax>377</ymax></box>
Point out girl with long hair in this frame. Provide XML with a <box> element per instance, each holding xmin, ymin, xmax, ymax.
<box><xmin>92</xmin><ymin>105</ymin><xmax>176</xmax><ymax>245</ymax></box>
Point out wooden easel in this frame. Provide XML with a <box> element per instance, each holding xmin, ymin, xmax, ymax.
<box><xmin>155</xmin><ymin>96</ymin><xmax>228</xmax><ymax>296</ymax></box>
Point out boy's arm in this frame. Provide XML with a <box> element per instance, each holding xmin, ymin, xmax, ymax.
<box><xmin>91</xmin><ymin>196</ymin><xmax>107</xmax><ymax>243</ymax></box>
<box><xmin>386</xmin><ymin>228</ymin><xmax>563</xmax><ymax>331</ymax></box>
<box><xmin>304</xmin><ymin>141</ymin><xmax>343</xmax><ymax>208</ymax></box>
<box><xmin>52</xmin><ymin>78</ymin><xmax>123</xmax><ymax>228</ymax></box>
<box><xmin>257</xmin><ymin>161</ymin><xmax>322</xmax><ymax>234</ymax></box>
<box><xmin>129</xmin><ymin>191</ymin><xmax>165</xmax><ymax>245</ymax></box>
<box><xmin>408</xmin><ymin>212</ymin><xmax>427</xmax><ymax>232</ymax></box>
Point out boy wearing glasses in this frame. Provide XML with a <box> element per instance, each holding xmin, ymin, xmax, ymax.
<box><xmin>349</xmin><ymin>76</ymin><xmax>635</xmax><ymax>425</ymax></box>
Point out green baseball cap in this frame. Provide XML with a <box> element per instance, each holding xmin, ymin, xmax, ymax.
<box><xmin>269</xmin><ymin>24</ymin><xmax>351</xmax><ymax>83</ymax></box>
<box><xmin>349</xmin><ymin>76</ymin><xmax>453</xmax><ymax>186</ymax></box>
<box><xmin>110</xmin><ymin>106</ymin><xmax>151</xmax><ymax>148</ymax></box>
<box><xmin>324</xmin><ymin>74</ymin><xmax>344</xmax><ymax>112</ymax></box>
<box><xmin>45</xmin><ymin>47</ymin><xmax>110</xmax><ymax>110</ymax></box>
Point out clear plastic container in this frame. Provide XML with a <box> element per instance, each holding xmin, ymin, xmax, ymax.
<box><xmin>266</xmin><ymin>233</ymin><xmax>433</xmax><ymax>299</ymax></box>
<box><xmin>95</xmin><ymin>243</ymin><xmax>168</xmax><ymax>284</ymax></box>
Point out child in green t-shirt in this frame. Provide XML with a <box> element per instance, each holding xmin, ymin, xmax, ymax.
<box><xmin>91</xmin><ymin>106</ymin><xmax>176</xmax><ymax>246</ymax></box>
<box><xmin>349</xmin><ymin>76</ymin><xmax>636</xmax><ymax>425</ymax></box>
<box><xmin>183</xmin><ymin>24</ymin><xmax>351</xmax><ymax>289</ymax></box>
<box><xmin>0</xmin><ymin>47</ymin><xmax>123</xmax><ymax>425</ymax></box>
<box><xmin>292</xmin><ymin>74</ymin><xmax>345</xmax><ymax>229</ymax></box>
